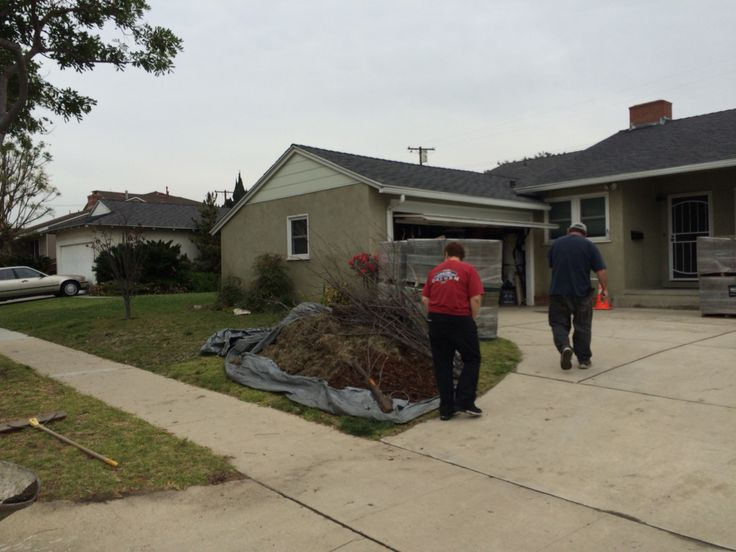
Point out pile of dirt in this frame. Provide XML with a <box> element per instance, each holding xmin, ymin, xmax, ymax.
<box><xmin>260</xmin><ymin>313</ymin><xmax>437</xmax><ymax>403</ymax></box>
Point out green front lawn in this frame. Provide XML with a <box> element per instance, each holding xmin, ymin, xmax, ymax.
<box><xmin>0</xmin><ymin>355</ymin><xmax>243</xmax><ymax>502</ymax></box>
<box><xmin>0</xmin><ymin>293</ymin><xmax>520</xmax><ymax>440</ymax></box>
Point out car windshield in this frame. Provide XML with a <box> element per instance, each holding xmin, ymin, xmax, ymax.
<box><xmin>12</xmin><ymin>267</ymin><xmax>44</xmax><ymax>278</ymax></box>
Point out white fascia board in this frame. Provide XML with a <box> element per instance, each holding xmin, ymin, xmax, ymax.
<box><xmin>396</xmin><ymin>213</ymin><xmax>558</xmax><ymax>229</ymax></box>
<box><xmin>211</xmin><ymin>146</ymin><xmax>299</xmax><ymax>234</ymax></box>
<box><xmin>37</xmin><ymin>212</ymin><xmax>89</xmax><ymax>234</ymax></box>
<box><xmin>292</xmin><ymin>149</ymin><xmax>549</xmax><ymax>211</ymax></box>
<box><xmin>378</xmin><ymin>186</ymin><xmax>549</xmax><ymax>211</ymax></box>
<box><xmin>211</xmin><ymin>144</ymin><xmax>376</xmax><ymax>235</ymax></box>
<box><xmin>515</xmin><ymin>158</ymin><xmax>736</xmax><ymax>193</ymax></box>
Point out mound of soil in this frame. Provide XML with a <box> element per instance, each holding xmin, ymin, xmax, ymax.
<box><xmin>260</xmin><ymin>313</ymin><xmax>437</xmax><ymax>403</ymax></box>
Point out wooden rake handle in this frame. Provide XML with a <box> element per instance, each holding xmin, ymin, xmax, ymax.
<box><xmin>29</xmin><ymin>418</ymin><xmax>119</xmax><ymax>467</ymax></box>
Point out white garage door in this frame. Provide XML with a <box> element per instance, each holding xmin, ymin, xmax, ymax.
<box><xmin>58</xmin><ymin>243</ymin><xmax>96</xmax><ymax>283</ymax></box>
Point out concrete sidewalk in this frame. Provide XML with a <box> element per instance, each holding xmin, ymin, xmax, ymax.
<box><xmin>1</xmin><ymin>307</ymin><xmax>734</xmax><ymax>551</ymax></box>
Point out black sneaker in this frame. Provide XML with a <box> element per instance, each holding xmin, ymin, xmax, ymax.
<box><xmin>460</xmin><ymin>404</ymin><xmax>483</xmax><ymax>417</ymax></box>
<box><xmin>439</xmin><ymin>411</ymin><xmax>456</xmax><ymax>421</ymax></box>
<box><xmin>560</xmin><ymin>347</ymin><xmax>573</xmax><ymax>370</ymax></box>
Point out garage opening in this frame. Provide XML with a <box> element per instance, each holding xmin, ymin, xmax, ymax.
<box><xmin>392</xmin><ymin>216</ymin><xmax>532</xmax><ymax>306</ymax></box>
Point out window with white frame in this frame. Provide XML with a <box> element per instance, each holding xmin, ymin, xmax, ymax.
<box><xmin>546</xmin><ymin>194</ymin><xmax>609</xmax><ymax>241</ymax></box>
<box><xmin>287</xmin><ymin>214</ymin><xmax>309</xmax><ymax>259</ymax></box>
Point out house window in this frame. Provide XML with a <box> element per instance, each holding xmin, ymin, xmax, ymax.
<box><xmin>580</xmin><ymin>196</ymin><xmax>606</xmax><ymax>237</ymax></box>
<box><xmin>546</xmin><ymin>194</ymin><xmax>609</xmax><ymax>242</ymax></box>
<box><xmin>549</xmin><ymin>201</ymin><xmax>572</xmax><ymax>240</ymax></box>
<box><xmin>287</xmin><ymin>214</ymin><xmax>309</xmax><ymax>259</ymax></box>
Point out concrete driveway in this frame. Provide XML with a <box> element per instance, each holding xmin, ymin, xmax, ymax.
<box><xmin>388</xmin><ymin>307</ymin><xmax>736</xmax><ymax>550</ymax></box>
<box><xmin>0</xmin><ymin>307</ymin><xmax>734</xmax><ymax>551</ymax></box>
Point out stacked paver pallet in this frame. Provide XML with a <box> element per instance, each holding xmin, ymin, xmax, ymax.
<box><xmin>379</xmin><ymin>238</ymin><xmax>502</xmax><ymax>339</ymax></box>
<box><xmin>697</xmin><ymin>236</ymin><xmax>736</xmax><ymax>315</ymax></box>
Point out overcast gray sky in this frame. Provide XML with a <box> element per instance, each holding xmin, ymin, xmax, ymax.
<box><xmin>41</xmin><ymin>0</ymin><xmax>736</xmax><ymax>215</ymax></box>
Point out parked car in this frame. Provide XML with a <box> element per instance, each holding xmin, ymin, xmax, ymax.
<box><xmin>0</xmin><ymin>266</ymin><xmax>89</xmax><ymax>300</ymax></box>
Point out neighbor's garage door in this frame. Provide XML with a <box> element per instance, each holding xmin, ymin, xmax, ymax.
<box><xmin>58</xmin><ymin>243</ymin><xmax>96</xmax><ymax>283</ymax></box>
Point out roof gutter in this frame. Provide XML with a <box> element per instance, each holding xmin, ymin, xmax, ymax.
<box><xmin>378</xmin><ymin>186</ymin><xmax>549</xmax><ymax>211</ymax></box>
<box><xmin>395</xmin><ymin>213</ymin><xmax>557</xmax><ymax>229</ymax></box>
<box><xmin>515</xmin><ymin>157</ymin><xmax>736</xmax><ymax>193</ymax></box>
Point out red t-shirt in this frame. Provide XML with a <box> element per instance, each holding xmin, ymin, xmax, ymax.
<box><xmin>422</xmin><ymin>259</ymin><xmax>484</xmax><ymax>316</ymax></box>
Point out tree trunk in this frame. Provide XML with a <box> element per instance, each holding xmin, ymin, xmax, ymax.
<box><xmin>123</xmin><ymin>294</ymin><xmax>132</xmax><ymax>320</ymax></box>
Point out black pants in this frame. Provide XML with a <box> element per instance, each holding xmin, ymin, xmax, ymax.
<box><xmin>428</xmin><ymin>313</ymin><xmax>481</xmax><ymax>415</ymax></box>
<box><xmin>548</xmin><ymin>291</ymin><xmax>594</xmax><ymax>363</ymax></box>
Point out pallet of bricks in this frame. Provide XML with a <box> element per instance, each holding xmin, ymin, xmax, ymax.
<box><xmin>378</xmin><ymin>238</ymin><xmax>502</xmax><ymax>339</ymax></box>
<box><xmin>697</xmin><ymin>236</ymin><xmax>736</xmax><ymax>315</ymax></box>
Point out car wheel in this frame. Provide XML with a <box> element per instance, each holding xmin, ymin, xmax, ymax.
<box><xmin>60</xmin><ymin>281</ymin><xmax>80</xmax><ymax>297</ymax></box>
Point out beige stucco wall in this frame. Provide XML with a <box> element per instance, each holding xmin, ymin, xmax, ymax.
<box><xmin>533</xmin><ymin>166</ymin><xmax>736</xmax><ymax>300</ymax></box>
<box><xmin>221</xmin><ymin>183</ymin><xmax>389</xmax><ymax>300</ymax></box>
<box><xmin>533</xmin><ymin>184</ymin><xmax>623</xmax><ymax>300</ymax></box>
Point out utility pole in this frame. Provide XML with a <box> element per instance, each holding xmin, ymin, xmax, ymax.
<box><xmin>408</xmin><ymin>146</ymin><xmax>435</xmax><ymax>166</ymax></box>
<box><xmin>213</xmin><ymin>190</ymin><xmax>230</xmax><ymax>204</ymax></box>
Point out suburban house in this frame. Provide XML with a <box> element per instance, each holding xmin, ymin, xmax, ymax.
<box><xmin>212</xmin><ymin>144</ymin><xmax>554</xmax><ymax>303</ymax></box>
<box><xmin>215</xmin><ymin>101</ymin><xmax>735</xmax><ymax>308</ymax></box>
<box><xmin>33</xmin><ymin>190</ymin><xmax>206</xmax><ymax>282</ymax></box>
<box><xmin>490</xmin><ymin>100</ymin><xmax>736</xmax><ymax>307</ymax></box>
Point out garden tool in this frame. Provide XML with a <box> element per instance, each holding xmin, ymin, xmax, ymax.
<box><xmin>0</xmin><ymin>411</ymin><xmax>66</xmax><ymax>434</ymax></box>
<box><xmin>28</xmin><ymin>417</ymin><xmax>119</xmax><ymax>467</ymax></box>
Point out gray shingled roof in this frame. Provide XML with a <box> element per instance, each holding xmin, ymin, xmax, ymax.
<box><xmin>47</xmin><ymin>201</ymin><xmax>228</xmax><ymax>232</ymax></box>
<box><xmin>496</xmin><ymin>108</ymin><xmax>736</xmax><ymax>189</ymax></box>
<box><xmin>294</xmin><ymin>144</ymin><xmax>541</xmax><ymax>204</ymax></box>
<box><xmin>87</xmin><ymin>190</ymin><xmax>201</xmax><ymax>206</ymax></box>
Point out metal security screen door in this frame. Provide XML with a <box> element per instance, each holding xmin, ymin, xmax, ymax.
<box><xmin>669</xmin><ymin>193</ymin><xmax>710</xmax><ymax>280</ymax></box>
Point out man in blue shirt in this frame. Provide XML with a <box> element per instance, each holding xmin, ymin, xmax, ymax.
<box><xmin>548</xmin><ymin>222</ymin><xmax>608</xmax><ymax>370</ymax></box>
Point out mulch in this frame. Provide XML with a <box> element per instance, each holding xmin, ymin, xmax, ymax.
<box><xmin>260</xmin><ymin>313</ymin><xmax>437</xmax><ymax>402</ymax></box>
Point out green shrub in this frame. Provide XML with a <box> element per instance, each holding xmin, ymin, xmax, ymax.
<box><xmin>245</xmin><ymin>254</ymin><xmax>295</xmax><ymax>312</ymax></box>
<box><xmin>216</xmin><ymin>276</ymin><xmax>246</xmax><ymax>308</ymax></box>
<box><xmin>93</xmin><ymin>239</ymin><xmax>191</xmax><ymax>292</ymax></box>
<box><xmin>187</xmin><ymin>271</ymin><xmax>219</xmax><ymax>292</ymax></box>
<box><xmin>0</xmin><ymin>254</ymin><xmax>54</xmax><ymax>273</ymax></box>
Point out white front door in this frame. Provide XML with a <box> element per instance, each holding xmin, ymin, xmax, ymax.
<box><xmin>668</xmin><ymin>193</ymin><xmax>711</xmax><ymax>280</ymax></box>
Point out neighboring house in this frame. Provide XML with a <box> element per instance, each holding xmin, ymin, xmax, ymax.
<box><xmin>489</xmin><ymin>100</ymin><xmax>736</xmax><ymax>307</ymax></box>
<box><xmin>18</xmin><ymin>190</ymin><xmax>202</xmax><ymax>267</ymax></box>
<box><xmin>213</xmin><ymin>144</ymin><xmax>554</xmax><ymax>303</ymax></box>
<box><xmin>37</xmin><ymin>190</ymin><xmax>209</xmax><ymax>283</ymax></box>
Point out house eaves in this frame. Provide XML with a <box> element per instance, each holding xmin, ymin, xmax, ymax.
<box><xmin>515</xmin><ymin>157</ymin><xmax>736</xmax><ymax>193</ymax></box>
<box><xmin>377</xmin><ymin>185</ymin><xmax>549</xmax><ymax>211</ymax></box>
<box><xmin>395</xmin><ymin>213</ymin><xmax>557</xmax><ymax>229</ymax></box>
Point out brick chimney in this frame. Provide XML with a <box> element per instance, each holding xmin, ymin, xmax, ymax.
<box><xmin>629</xmin><ymin>100</ymin><xmax>672</xmax><ymax>129</ymax></box>
<box><xmin>84</xmin><ymin>191</ymin><xmax>103</xmax><ymax>210</ymax></box>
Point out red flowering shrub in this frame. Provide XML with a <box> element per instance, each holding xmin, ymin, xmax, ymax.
<box><xmin>348</xmin><ymin>252</ymin><xmax>379</xmax><ymax>279</ymax></box>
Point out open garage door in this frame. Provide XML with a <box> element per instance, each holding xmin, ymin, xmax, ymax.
<box><xmin>57</xmin><ymin>243</ymin><xmax>96</xmax><ymax>282</ymax></box>
<box><xmin>390</xmin><ymin>212</ymin><xmax>557</xmax><ymax>307</ymax></box>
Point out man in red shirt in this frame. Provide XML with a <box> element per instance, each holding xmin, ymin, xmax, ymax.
<box><xmin>421</xmin><ymin>241</ymin><xmax>484</xmax><ymax>421</ymax></box>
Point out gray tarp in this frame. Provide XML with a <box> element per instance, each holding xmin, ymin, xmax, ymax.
<box><xmin>202</xmin><ymin>303</ymin><xmax>439</xmax><ymax>423</ymax></box>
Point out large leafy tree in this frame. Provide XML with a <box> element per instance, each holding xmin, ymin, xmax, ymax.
<box><xmin>0</xmin><ymin>0</ymin><xmax>183</xmax><ymax>144</ymax></box>
<box><xmin>0</xmin><ymin>138</ymin><xmax>58</xmax><ymax>254</ymax></box>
